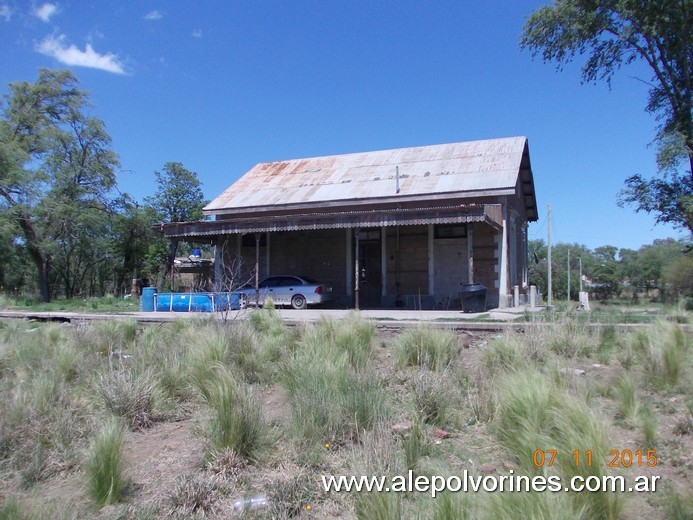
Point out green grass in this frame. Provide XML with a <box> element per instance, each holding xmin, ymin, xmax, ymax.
<box><xmin>613</xmin><ymin>375</ymin><xmax>639</xmax><ymax>423</ymax></box>
<box><xmin>481</xmin><ymin>333</ymin><xmax>530</xmax><ymax>373</ymax></box>
<box><xmin>204</xmin><ymin>370</ymin><xmax>268</xmax><ymax>461</ymax></box>
<box><xmin>281</xmin><ymin>316</ymin><xmax>386</xmax><ymax>449</ymax></box>
<box><xmin>494</xmin><ymin>368</ymin><xmax>621</xmax><ymax>519</ymax></box>
<box><xmin>0</xmin><ymin>313</ymin><xmax>690</xmax><ymax>518</ymax></box>
<box><xmin>0</xmin><ymin>294</ymin><xmax>140</xmax><ymax>313</ymax></box>
<box><xmin>86</xmin><ymin>419</ymin><xmax>127</xmax><ymax>507</ymax></box>
<box><xmin>95</xmin><ymin>368</ymin><xmax>159</xmax><ymax>430</ymax></box>
<box><xmin>354</xmin><ymin>491</ymin><xmax>402</xmax><ymax>520</ymax></box>
<box><xmin>412</xmin><ymin>370</ymin><xmax>457</xmax><ymax>428</ymax></box>
<box><xmin>630</xmin><ymin>320</ymin><xmax>690</xmax><ymax>390</ymax></box>
<box><xmin>397</xmin><ymin>326</ymin><xmax>459</xmax><ymax>371</ymax></box>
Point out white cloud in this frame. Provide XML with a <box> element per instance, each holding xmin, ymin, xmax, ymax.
<box><xmin>144</xmin><ymin>10</ymin><xmax>163</xmax><ymax>21</ymax></box>
<box><xmin>34</xmin><ymin>3</ymin><xmax>58</xmax><ymax>22</ymax></box>
<box><xmin>191</xmin><ymin>28</ymin><xmax>202</xmax><ymax>38</ymax></box>
<box><xmin>0</xmin><ymin>5</ymin><xmax>12</xmax><ymax>21</ymax></box>
<box><xmin>36</xmin><ymin>34</ymin><xmax>126</xmax><ymax>74</ymax></box>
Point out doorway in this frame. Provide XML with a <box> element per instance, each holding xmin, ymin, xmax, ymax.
<box><xmin>357</xmin><ymin>233</ymin><xmax>382</xmax><ymax>308</ymax></box>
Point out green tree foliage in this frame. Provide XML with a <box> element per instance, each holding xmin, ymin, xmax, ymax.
<box><xmin>145</xmin><ymin>162</ymin><xmax>207</xmax><ymax>286</ymax></box>
<box><xmin>620</xmin><ymin>238</ymin><xmax>685</xmax><ymax>299</ymax></box>
<box><xmin>591</xmin><ymin>245</ymin><xmax>621</xmax><ymax>299</ymax></box>
<box><xmin>529</xmin><ymin>237</ymin><xmax>689</xmax><ymax>301</ymax></box>
<box><xmin>0</xmin><ymin>69</ymin><xmax>119</xmax><ymax>301</ymax></box>
<box><xmin>529</xmin><ymin>240</ymin><xmax>595</xmax><ymax>300</ymax></box>
<box><xmin>664</xmin><ymin>253</ymin><xmax>693</xmax><ymax>297</ymax></box>
<box><xmin>111</xmin><ymin>198</ymin><xmax>160</xmax><ymax>294</ymax></box>
<box><xmin>521</xmin><ymin>0</ymin><xmax>693</xmax><ymax>232</ymax></box>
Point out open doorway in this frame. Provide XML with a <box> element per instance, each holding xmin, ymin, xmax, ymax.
<box><xmin>357</xmin><ymin>230</ymin><xmax>382</xmax><ymax>308</ymax></box>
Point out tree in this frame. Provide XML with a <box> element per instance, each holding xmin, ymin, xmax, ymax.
<box><xmin>145</xmin><ymin>162</ymin><xmax>207</xmax><ymax>287</ymax></box>
<box><xmin>111</xmin><ymin>198</ymin><xmax>159</xmax><ymax>294</ymax></box>
<box><xmin>521</xmin><ymin>0</ymin><xmax>693</xmax><ymax>232</ymax></box>
<box><xmin>528</xmin><ymin>240</ymin><xmax>595</xmax><ymax>300</ymax></box>
<box><xmin>664</xmin><ymin>253</ymin><xmax>693</xmax><ymax>298</ymax></box>
<box><xmin>591</xmin><ymin>245</ymin><xmax>621</xmax><ymax>299</ymax></box>
<box><xmin>0</xmin><ymin>69</ymin><xmax>118</xmax><ymax>301</ymax></box>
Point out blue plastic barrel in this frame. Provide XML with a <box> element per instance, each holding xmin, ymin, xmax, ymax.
<box><xmin>141</xmin><ymin>287</ymin><xmax>157</xmax><ymax>312</ymax></box>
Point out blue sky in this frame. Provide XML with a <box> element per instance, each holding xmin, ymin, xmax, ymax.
<box><xmin>1</xmin><ymin>1</ymin><xmax>686</xmax><ymax>252</ymax></box>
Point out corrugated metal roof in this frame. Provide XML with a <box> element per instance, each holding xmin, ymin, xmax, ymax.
<box><xmin>205</xmin><ymin>137</ymin><xmax>531</xmax><ymax>214</ymax></box>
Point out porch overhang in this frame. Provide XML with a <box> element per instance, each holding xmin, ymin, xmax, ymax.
<box><xmin>157</xmin><ymin>203</ymin><xmax>503</xmax><ymax>239</ymax></box>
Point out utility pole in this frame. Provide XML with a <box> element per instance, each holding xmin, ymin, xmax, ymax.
<box><xmin>579</xmin><ymin>257</ymin><xmax>583</xmax><ymax>293</ymax></box>
<box><xmin>547</xmin><ymin>203</ymin><xmax>552</xmax><ymax>307</ymax></box>
<box><xmin>567</xmin><ymin>249</ymin><xmax>571</xmax><ymax>302</ymax></box>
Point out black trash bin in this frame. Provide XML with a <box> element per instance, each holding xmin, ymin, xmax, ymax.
<box><xmin>460</xmin><ymin>283</ymin><xmax>487</xmax><ymax>313</ymax></box>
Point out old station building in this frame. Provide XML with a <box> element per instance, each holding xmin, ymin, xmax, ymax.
<box><xmin>161</xmin><ymin>136</ymin><xmax>538</xmax><ymax>309</ymax></box>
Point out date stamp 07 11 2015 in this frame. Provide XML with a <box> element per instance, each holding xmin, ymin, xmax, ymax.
<box><xmin>532</xmin><ymin>449</ymin><xmax>658</xmax><ymax>468</ymax></box>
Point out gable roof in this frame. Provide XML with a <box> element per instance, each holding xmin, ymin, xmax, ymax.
<box><xmin>205</xmin><ymin>136</ymin><xmax>537</xmax><ymax>221</ymax></box>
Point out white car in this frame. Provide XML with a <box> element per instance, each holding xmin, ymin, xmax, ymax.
<box><xmin>244</xmin><ymin>275</ymin><xmax>334</xmax><ymax>309</ymax></box>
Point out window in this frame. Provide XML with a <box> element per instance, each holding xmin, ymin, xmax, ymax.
<box><xmin>434</xmin><ymin>224</ymin><xmax>467</xmax><ymax>239</ymax></box>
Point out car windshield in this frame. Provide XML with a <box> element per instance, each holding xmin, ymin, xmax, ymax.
<box><xmin>299</xmin><ymin>276</ymin><xmax>319</xmax><ymax>284</ymax></box>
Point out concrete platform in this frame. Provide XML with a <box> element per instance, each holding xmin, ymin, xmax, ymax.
<box><xmin>0</xmin><ymin>305</ymin><xmax>538</xmax><ymax>331</ymax></box>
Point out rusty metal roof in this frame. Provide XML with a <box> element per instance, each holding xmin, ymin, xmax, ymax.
<box><xmin>161</xmin><ymin>203</ymin><xmax>503</xmax><ymax>238</ymax></box>
<box><xmin>205</xmin><ymin>137</ymin><xmax>535</xmax><ymax>215</ymax></box>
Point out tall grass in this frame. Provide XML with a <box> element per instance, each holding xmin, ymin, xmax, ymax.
<box><xmin>486</xmin><ymin>491</ymin><xmax>586</xmax><ymax>520</ymax></box>
<box><xmin>282</xmin><ymin>317</ymin><xmax>386</xmax><ymax>447</ymax></box>
<box><xmin>95</xmin><ymin>368</ymin><xmax>159</xmax><ymax>430</ymax></box>
<box><xmin>86</xmin><ymin>419</ymin><xmax>126</xmax><ymax>507</ymax></box>
<box><xmin>354</xmin><ymin>492</ymin><xmax>402</xmax><ymax>520</ymax></box>
<box><xmin>431</xmin><ymin>491</ymin><xmax>474</xmax><ymax>520</ymax></box>
<box><xmin>613</xmin><ymin>375</ymin><xmax>639</xmax><ymax>423</ymax></box>
<box><xmin>283</xmin><ymin>356</ymin><xmax>386</xmax><ymax>445</ymax></box>
<box><xmin>397</xmin><ymin>327</ymin><xmax>458</xmax><ymax>371</ymax></box>
<box><xmin>481</xmin><ymin>333</ymin><xmax>531</xmax><ymax>373</ymax></box>
<box><xmin>630</xmin><ymin>320</ymin><xmax>690</xmax><ymax>390</ymax></box>
<box><xmin>541</xmin><ymin>319</ymin><xmax>597</xmax><ymax>358</ymax></box>
<box><xmin>494</xmin><ymin>369</ymin><xmax>621</xmax><ymax>519</ymax></box>
<box><xmin>204</xmin><ymin>370</ymin><xmax>268</xmax><ymax>461</ymax></box>
<box><xmin>413</xmin><ymin>370</ymin><xmax>454</xmax><ymax>427</ymax></box>
<box><xmin>0</xmin><ymin>324</ymin><xmax>89</xmax><ymax>488</ymax></box>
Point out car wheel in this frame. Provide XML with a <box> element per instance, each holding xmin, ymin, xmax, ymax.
<box><xmin>291</xmin><ymin>294</ymin><xmax>307</xmax><ymax>310</ymax></box>
<box><xmin>238</xmin><ymin>293</ymin><xmax>248</xmax><ymax>309</ymax></box>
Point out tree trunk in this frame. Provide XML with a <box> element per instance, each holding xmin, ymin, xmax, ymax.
<box><xmin>17</xmin><ymin>215</ymin><xmax>51</xmax><ymax>302</ymax></box>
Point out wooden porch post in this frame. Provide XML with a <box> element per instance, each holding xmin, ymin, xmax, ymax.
<box><xmin>265</xmin><ymin>232</ymin><xmax>271</xmax><ymax>278</ymax></box>
<box><xmin>498</xmin><ymin>204</ymin><xmax>509</xmax><ymax>308</ymax></box>
<box><xmin>254</xmin><ymin>233</ymin><xmax>260</xmax><ymax>305</ymax></box>
<box><xmin>467</xmin><ymin>224</ymin><xmax>474</xmax><ymax>284</ymax></box>
<box><xmin>428</xmin><ymin>224</ymin><xmax>434</xmax><ymax>297</ymax></box>
<box><xmin>346</xmin><ymin>229</ymin><xmax>353</xmax><ymax>298</ymax></box>
<box><xmin>381</xmin><ymin>226</ymin><xmax>387</xmax><ymax>298</ymax></box>
<box><xmin>354</xmin><ymin>228</ymin><xmax>360</xmax><ymax>310</ymax></box>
